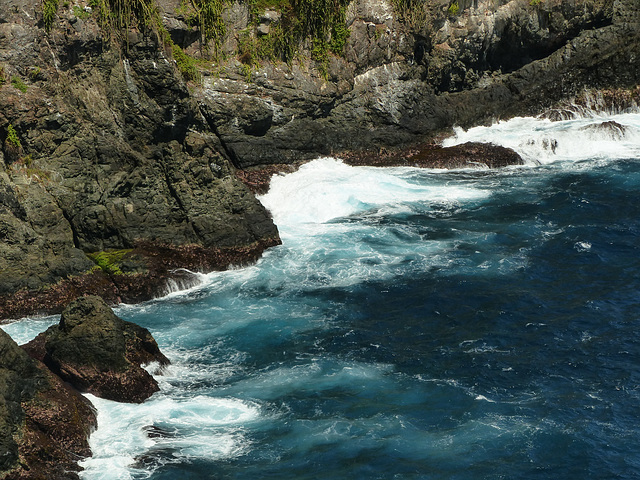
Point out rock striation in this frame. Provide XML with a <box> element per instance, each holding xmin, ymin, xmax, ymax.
<box><xmin>24</xmin><ymin>295</ymin><xmax>169</xmax><ymax>403</ymax></box>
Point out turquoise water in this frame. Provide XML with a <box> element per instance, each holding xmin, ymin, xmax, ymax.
<box><xmin>4</xmin><ymin>112</ymin><xmax>640</xmax><ymax>479</ymax></box>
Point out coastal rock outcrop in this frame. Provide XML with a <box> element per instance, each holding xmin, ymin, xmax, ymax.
<box><xmin>0</xmin><ymin>328</ymin><xmax>96</xmax><ymax>480</ymax></box>
<box><xmin>0</xmin><ymin>0</ymin><xmax>280</xmax><ymax>319</ymax></box>
<box><xmin>0</xmin><ymin>0</ymin><xmax>639</xmax><ymax>319</ymax></box>
<box><xmin>195</xmin><ymin>0</ymin><xmax>640</xmax><ymax>168</ymax></box>
<box><xmin>343</xmin><ymin>142</ymin><xmax>524</xmax><ymax>168</ymax></box>
<box><xmin>24</xmin><ymin>296</ymin><xmax>169</xmax><ymax>403</ymax></box>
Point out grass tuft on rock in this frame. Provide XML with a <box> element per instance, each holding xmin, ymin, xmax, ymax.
<box><xmin>87</xmin><ymin>249</ymin><xmax>133</xmax><ymax>275</ymax></box>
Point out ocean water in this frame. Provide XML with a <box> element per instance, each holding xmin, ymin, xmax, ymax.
<box><xmin>3</xmin><ymin>111</ymin><xmax>640</xmax><ymax>479</ymax></box>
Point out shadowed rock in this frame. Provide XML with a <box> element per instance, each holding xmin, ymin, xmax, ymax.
<box><xmin>24</xmin><ymin>296</ymin><xmax>170</xmax><ymax>403</ymax></box>
<box><xmin>0</xmin><ymin>329</ymin><xmax>96</xmax><ymax>480</ymax></box>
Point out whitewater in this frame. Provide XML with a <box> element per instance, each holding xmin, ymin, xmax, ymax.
<box><xmin>3</xmin><ymin>110</ymin><xmax>640</xmax><ymax>479</ymax></box>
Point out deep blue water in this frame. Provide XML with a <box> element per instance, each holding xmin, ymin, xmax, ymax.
<box><xmin>3</xmin><ymin>112</ymin><xmax>640</xmax><ymax>479</ymax></box>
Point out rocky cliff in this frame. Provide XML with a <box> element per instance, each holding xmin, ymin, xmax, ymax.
<box><xmin>1</xmin><ymin>0</ymin><xmax>639</xmax><ymax>319</ymax></box>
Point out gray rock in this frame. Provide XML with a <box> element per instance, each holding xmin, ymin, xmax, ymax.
<box><xmin>25</xmin><ymin>296</ymin><xmax>170</xmax><ymax>403</ymax></box>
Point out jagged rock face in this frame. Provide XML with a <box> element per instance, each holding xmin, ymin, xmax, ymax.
<box><xmin>195</xmin><ymin>0</ymin><xmax>639</xmax><ymax>167</ymax></box>
<box><xmin>0</xmin><ymin>329</ymin><xmax>96</xmax><ymax>480</ymax></box>
<box><xmin>0</xmin><ymin>0</ymin><xmax>280</xmax><ymax>318</ymax></box>
<box><xmin>24</xmin><ymin>295</ymin><xmax>169</xmax><ymax>403</ymax></box>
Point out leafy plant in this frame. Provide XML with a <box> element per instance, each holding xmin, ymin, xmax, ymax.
<box><xmin>240</xmin><ymin>0</ymin><xmax>350</xmax><ymax>74</ymax></box>
<box><xmin>392</xmin><ymin>0</ymin><xmax>427</xmax><ymax>27</ymax></box>
<box><xmin>42</xmin><ymin>0</ymin><xmax>59</xmax><ymax>32</ymax></box>
<box><xmin>311</xmin><ymin>39</ymin><xmax>329</xmax><ymax>78</ymax></box>
<box><xmin>29</xmin><ymin>66</ymin><xmax>42</xmax><ymax>81</ymax></box>
<box><xmin>6</xmin><ymin>124</ymin><xmax>21</xmax><ymax>149</ymax></box>
<box><xmin>447</xmin><ymin>0</ymin><xmax>459</xmax><ymax>16</ymax></box>
<box><xmin>180</xmin><ymin>0</ymin><xmax>227</xmax><ymax>51</ymax></box>
<box><xmin>240</xmin><ymin>63</ymin><xmax>253</xmax><ymax>82</ymax></box>
<box><xmin>89</xmin><ymin>0</ymin><xmax>157</xmax><ymax>39</ymax></box>
<box><xmin>73</xmin><ymin>5</ymin><xmax>93</xmax><ymax>18</ymax></box>
<box><xmin>11</xmin><ymin>76</ymin><xmax>27</xmax><ymax>93</ymax></box>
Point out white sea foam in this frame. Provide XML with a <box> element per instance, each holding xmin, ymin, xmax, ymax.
<box><xmin>9</xmin><ymin>112</ymin><xmax>636</xmax><ymax>479</ymax></box>
<box><xmin>443</xmin><ymin>112</ymin><xmax>640</xmax><ymax>165</ymax></box>
<box><xmin>258</xmin><ymin>157</ymin><xmax>489</xmax><ymax>228</ymax></box>
<box><xmin>0</xmin><ymin>316</ymin><xmax>58</xmax><ymax>345</ymax></box>
<box><xmin>79</xmin><ymin>394</ymin><xmax>261</xmax><ymax>479</ymax></box>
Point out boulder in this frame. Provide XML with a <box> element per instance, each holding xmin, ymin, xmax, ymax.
<box><xmin>24</xmin><ymin>296</ymin><xmax>170</xmax><ymax>403</ymax></box>
<box><xmin>579</xmin><ymin>120</ymin><xmax>629</xmax><ymax>140</ymax></box>
<box><xmin>407</xmin><ymin>142</ymin><xmax>525</xmax><ymax>169</ymax></box>
<box><xmin>0</xmin><ymin>329</ymin><xmax>96</xmax><ymax>480</ymax></box>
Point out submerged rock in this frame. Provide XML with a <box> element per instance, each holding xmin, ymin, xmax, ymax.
<box><xmin>24</xmin><ymin>296</ymin><xmax>170</xmax><ymax>403</ymax></box>
<box><xmin>579</xmin><ymin>120</ymin><xmax>629</xmax><ymax>140</ymax></box>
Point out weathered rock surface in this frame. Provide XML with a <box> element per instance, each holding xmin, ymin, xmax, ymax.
<box><xmin>0</xmin><ymin>0</ymin><xmax>639</xmax><ymax>319</ymax></box>
<box><xmin>24</xmin><ymin>296</ymin><xmax>169</xmax><ymax>403</ymax></box>
<box><xmin>0</xmin><ymin>328</ymin><xmax>96</xmax><ymax>480</ymax></box>
<box><xmin>343</xmin><ymin>142</ymin><xmax>524</xmax><ymax>168</ymax></box>
<box><xmin>0</xmin><ymin>0</ymin><xmax>280</xmax><ymax>319</ymax></box>
<box><xmin>195</xmin><ymin>0</ymin><xmax>640</xmax><ymax>168</ymax></box>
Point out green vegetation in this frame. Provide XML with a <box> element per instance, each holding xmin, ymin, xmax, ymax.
<box><xmin>529</xmin><ymin>0</ymin><xmax>542</xmax><ymax>5</ymax></box>
<box><xmin>392</xmin><ymin>0</ymin><xmax>427</xmax><ymax>27</ymax></box>
<box><xmin>28</xmin><ymin>66</ymin><xmax>42</xmax><ymax>81</ymax></box>
<box><xmin>87</xmin><ymin>249</ymin><xmax>133</xmax><ymax>275</ymax></box>
<box><xmin>88</xmin><ymin>0</ymin><xmax>157</xmax><ymax>38</ymax></box>
<box><xmin>447</xmin><ymin>0</ymin><xmax>459</xmax><ymax>16</ymax></box>
<box><xmin>172</xmin><ymin>43</ymin><xmax>201</xmax><ymax>82</ymax></box>
<box><xmin>6</xmin><ymin>124</ymin><xmax>21</xmax><ymax>149</ymax></box>
<box><xmin>43</xmin><ymin>0</ymin><xmax>59</xmax><ymax>32</ymax></box>
<box><xmin>11</xmin><ymin>76</ymin><xmax>27</xmax><ymax>93</ymax></box>
<box><xmin>237</xmin><ymin>0</ymin><xmax>350</xmax><ymax>76</ymax></box>
<box><xmin>73</xmin><ymin>5</ymin><xmax>93</xmax><ymax>19</ymax></box>
<box><xmin>191</xmin><ymin>0</ymin><xmax>226</xmax><ymax>48</ymax></box>
<box><xmin>240</xmin><ymin>62</ymin><xmax>253</xmax><ymax>82</ymax></box>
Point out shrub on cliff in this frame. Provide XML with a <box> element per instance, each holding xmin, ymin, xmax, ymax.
<box><xmin>3</xmin><ymin>124</ymin><xmax>22</xmax><ymax>163</ymax></box>
<box><xmin>42</xmin><ymin>0</ymin><xmax>59</xmax><ymax>32</ymax></box>
<box><xmin>90</xmin><ymin>0</ymin><xmax>157</xmax><ymax>34</ymax></box>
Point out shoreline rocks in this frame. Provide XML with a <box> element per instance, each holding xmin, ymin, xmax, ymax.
<box><xmin>342</xmin><ymin>142</ymin><xmax>524</xmax><ymax>169</ymax></box>
<box><xmin>0</xmin><ymin>237</ymin><xmax>281</xmax><ymax>321</ymax></box>
<box><xmin>1</xmin><ymin>296</ymin><xmax>170</xmax><ymax>478</ymax></box>
<box><xmin>0</xmin><ymin>0</ymin><xmax>639</xmax><ymax>320</ymax></box>
<box><xmin>0</xmin><ymin>328</ymin><xmax>96</xmax><ymax>480</ymax></box>
<box><xmin>24</xmin><ymin>296</ymin><xmax>170</xmax><ymax>403</ymax></box>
